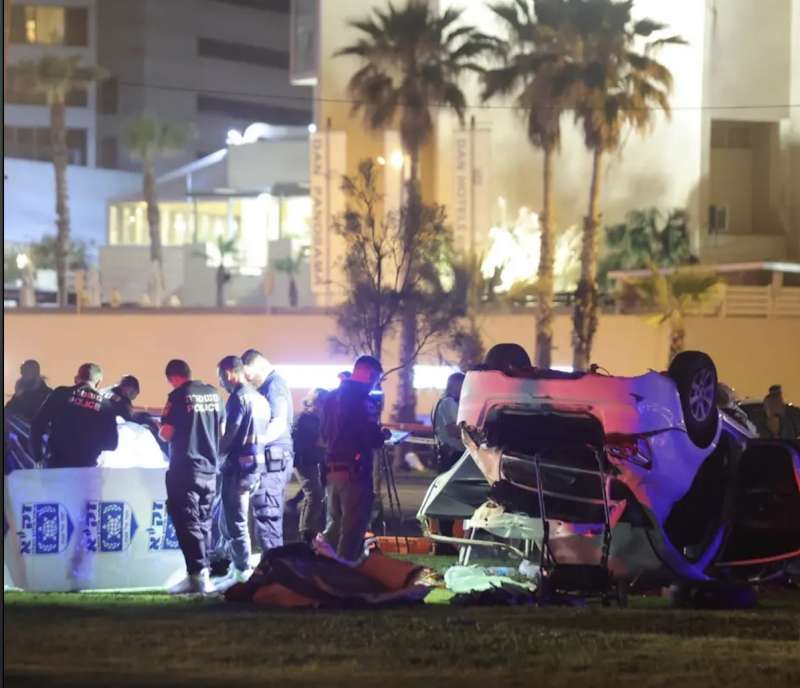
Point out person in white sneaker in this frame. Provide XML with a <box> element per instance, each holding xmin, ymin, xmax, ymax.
<box><xmin>159</xmin><ymin>359</ymin><xmax>224</xmax><ymax>595</ymax></box>
<box><xmin>213</xmin><ymin>355</ymin><xmax>271</xmax><ymax>592</ymax></box>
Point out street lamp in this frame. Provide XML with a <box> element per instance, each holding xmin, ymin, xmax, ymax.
<box><xmin>389</xmin><ymin>150</ymin><xmax>404</xmax><ymax>169</ymax></box>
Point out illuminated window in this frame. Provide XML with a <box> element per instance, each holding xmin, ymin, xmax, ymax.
<box><xmin>10</xmin><ymin>6</ymin><xmax>88</xmax><ymax>46</ymax></box>
<box><xmin>281</xmin><ymin>196</ymin><xmax>312</xmax><ymax>241</ymax></box>
<box><xmin>25</xmin><ymin>6</ymin><xmax>64</xmax><ymax>44</ymax></box>
<box><xmin>108</xmin><ymin>207</ymin><xmax>119</xmax><ymax>245</ymax></box>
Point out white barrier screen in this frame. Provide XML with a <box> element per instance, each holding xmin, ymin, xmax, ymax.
<box><xmin>4</xmin><ymin>468</ymin><xmax>187</xmax><ymax>592</ymax></box>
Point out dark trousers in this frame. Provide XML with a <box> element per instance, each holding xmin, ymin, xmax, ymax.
<box><xmin>217</xmin><ymin>467</ymin><xmax>261</xmax><ymax>571</ymax></box>
<box><xmin>251</xmin><ymin>449</ymin><xmax>294</xmax><ymax>552</ymax></box>
<box><xmin>322</xmin><ymin>465</ymin><xmax>374</xmax><ymax>563</ymax></box>
<box><xmin>166</xmin><ymin>469</ymin><xmax>216</xmax><ymax>575</ymax></box>
<box><xmin>295</xmin><ymin>462</ymin><xmax>324</xmax><ymax>537</ymax></box>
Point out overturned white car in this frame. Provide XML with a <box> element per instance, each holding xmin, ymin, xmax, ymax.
<box><xmin>419</xmin><ymin>348</ymin><xmax>800</xmax><ymax>597</ymax></box>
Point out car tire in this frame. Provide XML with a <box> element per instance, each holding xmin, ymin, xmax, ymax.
<box><xmin>669</xmin><ymin>351</ymin><xmax>719</xmax><ymax>448</ymax></box>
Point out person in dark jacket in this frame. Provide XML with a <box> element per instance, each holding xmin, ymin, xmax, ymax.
<box><xmin>319</xmin><ymin>355</ymin><xmax>387</xmax><ymax>563</ymax></box>
<box><xmin>159</xmin><ymin>359</ymin><xmax>224</xmax><ymax>595</ymax></box>
<box><xmin>292</xmin><ymin>387</ymin><xmax>327</xmax><ymax>543</ymax></box>
<box><xmin>241</xmin><ymin>349</ymin><xmax>295</xmax><ymax>552</ymax></box>
<box><xmin>213</xmin><ymin>355</ymin><xmax>271</xmax><ymax>592</ymax></box>
<box><xmin>30</xmin><ymin>363</ymin><xmax>118</xmax><ymax>468</ymax></box>
<box><xmin>6</xmin><ymin>359</ymin><xmax>52</xmax><ymax>421</ymax></box>
<box><xmin>101</xmin><ymin>375</ymin><xmax>140</xmax><ymax>421</ymax></box>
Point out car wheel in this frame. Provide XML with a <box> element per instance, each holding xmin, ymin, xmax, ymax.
<box><xmin>668</xmin><ymin>351</ymin><xmax>719</xmax><ymax>448</ymax></box>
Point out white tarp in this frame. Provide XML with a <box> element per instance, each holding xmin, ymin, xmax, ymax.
<box><xmin>3</xmin><ymin>467</ymin><xmax>186</xmax><ymax>592</ymax></box>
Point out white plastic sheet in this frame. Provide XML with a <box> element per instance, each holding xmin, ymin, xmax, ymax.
<box><xmin>98</xmin><ymin>421</ymin><xmax>168</xmax><ymax>469</ymax></box>
<box><xmin>3</xmin><ymin>467</ymin><xmax>186</xmax><ymax>592</ymax></box>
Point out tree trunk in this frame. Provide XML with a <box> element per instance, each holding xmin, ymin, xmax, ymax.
<box><xmin>535</xmin><ymin>145</ymin><xmax>556</xmax><ymax>369</ymax></box>
<box><xmin>50</xmin><ymin>100</ymin><xmax>71</xmax><ymax>308</ymax></box>
<box><xmin>3</xmin><ymin>0</ymin><xmax>11</xmax><ymax>97</ymax></box>
<box><xmin>572</xmin><ymin>148</ymin><xmax>604</xmax><ymax>370</ymax></box>
<box><xmin>143</xmin><ymin>164</ymin><xmax>165</xmax><ymax>306</ymax></box>
<box><xmin>216</xmin><ymin>265</ymin><xmax>225</xmax><ymax>308</ymax></box>
<box><xmin>372</xmin><ymin>325</ymin><xmax>383</xmax><ymax>363</ymax></box>
<box><xmin>668</xmin><ymin>319</ymin><xmax>685</xmax><ymax>366</ymax></box>
<box><xmin>288</xmin><ymin>277</ymin><xmax>298</xmax><ymax>307</ymax></box>
<box><xmin>395</xmin><ymin>146</ymin><xmax>421</xmax><ymax>423</ymax></box>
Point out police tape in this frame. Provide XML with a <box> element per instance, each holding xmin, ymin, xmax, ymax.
<box><xmin>3</xmin><ymin>467</ymin><xmax>186</xmax><ymax>592</ymax></box>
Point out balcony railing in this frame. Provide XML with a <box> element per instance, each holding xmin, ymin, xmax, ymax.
<box><xmin>685</xmin><ymin>285</ymin><xmax>800</xmax><ymax>318</ymax></box>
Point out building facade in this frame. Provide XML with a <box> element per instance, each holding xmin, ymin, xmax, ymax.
<box><xmin>302</xmin><ymin>0</ymin><xmax>800</xmax><ymax>307</ymax></box>
<box><xmin>5</xmin><ymin>0</ymin><xmax>99</xmax><ymax>167</ymax></box>
<box><xmin>94</xmin><ymin>0</ymin><xmax>312</xmax><ymax>172</ymax></box>
<box><xmin>4</xmin><ymin>0</ymin><xmax>314</xmax><ymax>300</ymax></box>
<box><xmin>5</xmin><ymin>0</ymin><xmax>312</xmax><ymax>172</ymax></box>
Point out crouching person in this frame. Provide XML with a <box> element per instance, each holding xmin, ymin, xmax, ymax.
<box><xmin>319</xmin><ymin>355</ymin><xmax>388</xmax><ymax>564</ymax></box>
<box><xmin>159</xmin><ymin>359</ymin><xmax>224</xmax><ymax>595</ymax></box>
<box><xmin>214</xmin><ymin>355</ymin><xmax>271</xmax><ymax>592</ymax></box>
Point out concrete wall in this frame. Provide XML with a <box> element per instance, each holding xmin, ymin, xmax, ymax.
<box><xmin>5</xmin><ymin>310</ymin><xmax>799</xmax><ymax>414</ymax></box>
<box><xmin>99</xmin><ymin>240</ymin><xmax>312</xmax><ymax>308</ymax></box>
<box><xmin>227</xmin><ymin>139</ymin><xmax>309</xmax><ymax>189</ymax></box>
<box><xmin>3</xmin><ymin>158</ymin><xmax>140</xmax><ymax>257</ymax></box>
<box><xmin>707</xmin><ymin>0</ymin><xmax>792</xmax><ymax>122</ymax></box>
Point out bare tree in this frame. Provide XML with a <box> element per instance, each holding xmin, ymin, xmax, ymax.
<box><xmin>333</xmin><ymin>160</ymin><xmax>465</xmax><ymax>410</ymax></box>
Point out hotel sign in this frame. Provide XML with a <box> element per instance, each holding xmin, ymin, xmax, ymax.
<box><xmin>453</xmin><ymin>127</ymin><xmax>491</xmax><ymax>257</ymax></box>
<box><xmin>309</xmin><ymin>130</ymin><xmax>346</xmax><ymax>297</ymax></box>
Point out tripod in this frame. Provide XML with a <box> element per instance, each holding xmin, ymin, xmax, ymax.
<box><xmin>372</xmin><ymin>433</ymin><xmax>408</xmax><ymax>535</ymax></box>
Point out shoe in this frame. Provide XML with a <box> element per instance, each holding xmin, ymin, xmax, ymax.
<box><xmin>214</xmin><ymin>565</ymin><xmax>253</xmax><ymax>593</ymax></box>
<box><xmin>169</xmin><ymin>569</ymin><xmax>215</xmax><ymax>595</ymax></box>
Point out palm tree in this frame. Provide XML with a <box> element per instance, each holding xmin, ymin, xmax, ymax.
<box><xmin>273</xmin><ymin>247</ymin><xmax>309</xmax><ymax>308</ymax></box>
<box><xmin>625</xmin><ymin>266</ymin><xmax>720</xmax><ymax>366</ymax></box>
<box><xmin>337</xmin><ymin>0</ymin><xmax>492</xmax><ymax>421</ymax></box>
<box><xmin>449</xmin><ymin>251</ymin><xmax>492</xmax><ymax>370</ymax></box>
<box><xmin>599</xmin><ymin>207</ymin><xmax>695</xmax><ymax>287</ymax></box>
<box><xmin>210</xmin><ymin>236</ymin><xmax>238</xmax><ymax>308</ymax></box>
<box><xmin>124</xmin><ymin>114</ymin><xmax>192</xmax><ymax>306</ymax></box>
<box><xmin>568</xmin><ymin>0</ymin><xmax>684</xmax><ymax>370</ymax></box>
<box><xmin>14</xmin><ymin>56</ymin><xmax>107</xmax><ymax>307</ymax></box>
<box><xmin>3</xmin><ymin>0</ymin><xmax>11</xmax><ymax>95</ymax></box>
<box><xmin>482</xmin><ymin>0</ymin><xmax>576</xmax><ymax>369</ymax></box>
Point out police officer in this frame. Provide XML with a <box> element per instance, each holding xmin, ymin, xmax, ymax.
<box><xmin>292</xmin><ymin>388</ymin><xmax>327</xmax><ymax>544</ymax></box>
<box><xmin>6</xmin><ymin>359</ymin><xmax>52</xmax><ymax>422</ymax></box>
<box><xmin>30</xmin><ymin>363</ymin><xmax>118</xmax><ymax>468</ymax></box>
<box><xmin>213</xmin><ymin>355</ymin><xmax>270</xmax><ymax>592</ymax></box>
<box><xmin>241</xmin><ymin>349</ymin><xmax>294</xmax><ymax>552</ymax></box>
<box><xmin>319</xmin><ymin>355</ymin><xmax>388</xmax><ymax>563</ymax></box>
<box><xmin>101</xmin><ymin>375</ymin><xmax>140</xmax><ymax>421</ymax></box>
<box><xmin>159</xmin><ymin>359</ymin><xmax>223</xmax><ymax>595</ymax></box>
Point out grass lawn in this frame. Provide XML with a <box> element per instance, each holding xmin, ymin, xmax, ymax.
<box><xmin>4</xmin><ymin>576</ymin><xmax>800</xmax><ymax>688</ymax></box>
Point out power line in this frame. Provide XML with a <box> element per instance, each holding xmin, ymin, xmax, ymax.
<box><xmin>117</xmin><ymin>79</ymin><xmax>800</xmax><ymax>113</ymax></box>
